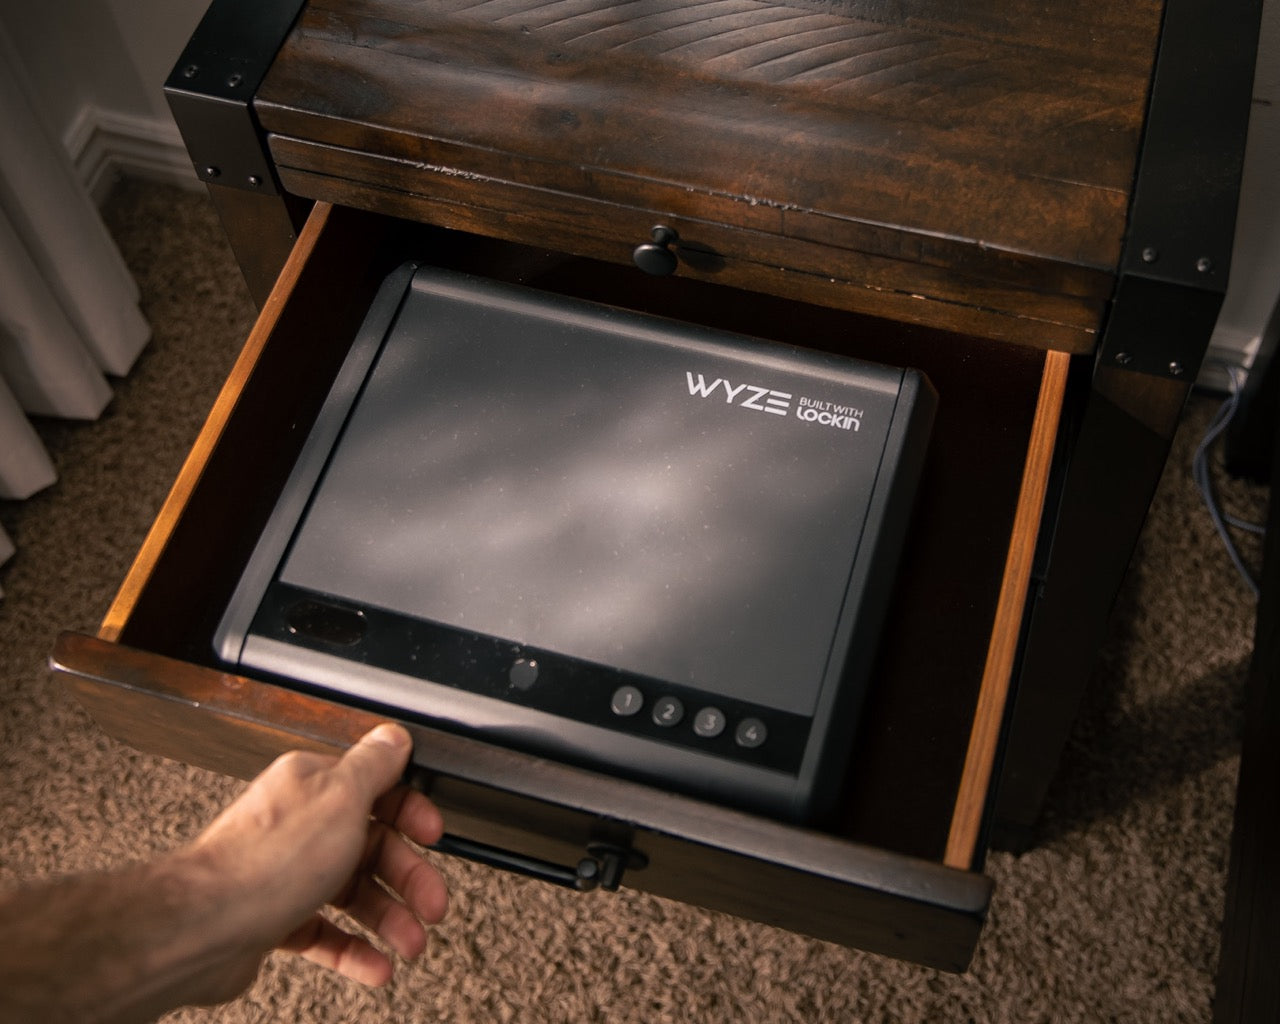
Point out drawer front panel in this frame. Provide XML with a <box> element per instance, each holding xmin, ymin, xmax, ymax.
<box><xmin>54</xmin><ymin>633</ymin><xmax>989</xmax><ymax>972</ymax></box>
<box><xmin>267</xmin><ymin>138</ymin><xmax>1107</xmax><ymax>352</ymax></box>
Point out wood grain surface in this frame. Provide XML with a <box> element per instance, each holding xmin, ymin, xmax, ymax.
<box><xmin>99</xmin><ymin>202</ymin><xmax>336</xmax><ymax>644</ymax></box>
<box><xmin>253</xmin><ymin>0</ymin><xmax>1162</xmax><ymax>346</ymax></box>
<box><xmin>944</xmin><ymin>348</ymin><xmax>1071</xmax><ymax>869</ymax></box>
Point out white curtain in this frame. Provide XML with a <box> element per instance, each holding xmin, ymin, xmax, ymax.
<box><xmin>0</xmin><ymin>22</ymin><xmax>150</xmax><ymax>591</ymax></box>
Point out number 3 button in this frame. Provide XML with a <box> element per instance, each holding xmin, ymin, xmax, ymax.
<box><xmin>693</xmin><ymin>707</ymin><xmax>726</xmax><ymax>738</ymax></box>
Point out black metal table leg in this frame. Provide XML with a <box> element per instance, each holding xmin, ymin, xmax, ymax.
<box><xmin>1213</xmin><ymin>406</ymin><xmax>1278</xmax><ymax>1023</ymax></box>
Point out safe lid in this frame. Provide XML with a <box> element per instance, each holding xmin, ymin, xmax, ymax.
<box><xmin>216</xmin><ymin>264</ymin><xmax>936</xmax><ymax>821</ymax></box>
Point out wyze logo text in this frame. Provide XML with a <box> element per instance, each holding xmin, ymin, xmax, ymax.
<box><xmin>685</xmin><ymin>372</ymin><xmax>861</xmax><ymax>431</ymax></box>
<box><xmin>685</xmin><ymin>372</ymin><xmax>791</xmax><ymax>415</ymax></box>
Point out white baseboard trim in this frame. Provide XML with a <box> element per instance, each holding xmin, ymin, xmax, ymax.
<box><xmin>63</xmin><ymin>105</ymin><xmax>200</xmax><ymax>206</ymax></box>
<box><xmin>1198</xmin><ymin>327</ymin><xmax>1260</xmax><ymax>394</ymax></box>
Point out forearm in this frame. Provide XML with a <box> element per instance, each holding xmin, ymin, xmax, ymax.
<box><xmin>0</xmin><ymin>726</ymin><xmax>447</xmax><ymax>1021</ymax></box>
<box><xmin>0</xmin><ymin>851</ymin><xmax>261</xmax><ymax>1024</ymax></box>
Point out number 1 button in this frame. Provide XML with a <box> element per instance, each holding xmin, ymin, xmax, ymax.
<box><xmin>610</xmin><ymin>686</ymin><xmax>643</xmax><ymax>717</ymax></box>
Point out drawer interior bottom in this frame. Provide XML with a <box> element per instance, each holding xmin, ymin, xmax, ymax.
<box><xmin>104</xmin><ymin>205</ymin><xmax>1055</xmax><ymax>865</ymax></box>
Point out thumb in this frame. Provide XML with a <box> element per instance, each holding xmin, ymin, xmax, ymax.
<box><xmin>337</xmin><ymin>723</ymin><xmax>413</xmax><ymax>800</ymax></box>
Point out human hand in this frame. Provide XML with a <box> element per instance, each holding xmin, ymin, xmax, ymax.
<box><xmin>180</xmin><ymin>722</ymin><xmax>448</xmax><ymax>991</ymax></box>
<box><xmin>0</xmin><ymin>724</ymin><xmax>448</xmax><ymax>1024</ymax></box>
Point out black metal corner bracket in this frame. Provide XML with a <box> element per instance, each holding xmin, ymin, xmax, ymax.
<box><xmin>164</xmin><ymin>0</ymin><xmax>309</xmax><ymax>196</ymax></box>
<box><xmin>1099</xmin><ymin>0</ymin><xmax>1266</xmax><ymax>381</ymax></box>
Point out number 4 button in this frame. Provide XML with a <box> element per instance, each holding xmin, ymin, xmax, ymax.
<box><xmin>734</xmin><ymin>718</ymin><xmax>767</xmax><ymax>749</ymax></box>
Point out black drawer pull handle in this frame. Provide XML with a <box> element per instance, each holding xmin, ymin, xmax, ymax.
<box><xmin>431</xmin><ymin>833</ymin><xmax>646</xmax><ymax>892</ymax></box>
<box><xmin>632</xmin><ymin>224</ymin><xmax>679</xmax><ymax>276</ymax></box>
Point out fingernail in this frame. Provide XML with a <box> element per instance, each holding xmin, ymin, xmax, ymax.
<box><xmin>366</xmin><ymin>723</ymin><xmax>408</xmax><ymax>747</ymax></box>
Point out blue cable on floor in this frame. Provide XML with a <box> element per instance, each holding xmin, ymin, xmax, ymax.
<box><xmin>1193</xmin><ymin>362</ymin><xmax>1265</xmax><ymax>599</ymax></box>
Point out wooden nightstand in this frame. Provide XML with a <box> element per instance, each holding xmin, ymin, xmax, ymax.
<box><xmin>52</xmin><ymin>0</ymin><xmax>1262</xmax><ymax>971</ymax></box>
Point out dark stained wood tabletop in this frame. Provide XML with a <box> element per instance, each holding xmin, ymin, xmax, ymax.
<box><xmin>254</xmin><ymin>0</ymin><xmax>1165</xmax><ymax>349</ymax></box>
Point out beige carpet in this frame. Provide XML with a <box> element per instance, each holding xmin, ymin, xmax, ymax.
<box><xmin>0</xmin><ymin>179</ymin><xmax>1269</xmax><ymax>1023</ymax></box>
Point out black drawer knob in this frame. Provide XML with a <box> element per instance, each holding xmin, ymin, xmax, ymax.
<box><xmin>632</xmin><ymin>225</ymin><xmax>679</xmax><ymax>276</ymax></box>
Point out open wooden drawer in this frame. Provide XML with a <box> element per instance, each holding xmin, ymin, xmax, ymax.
<box><xmin>52</xmin><ymin>197</ymin><xmax>1068</xmax><ymax>972</ymax></box>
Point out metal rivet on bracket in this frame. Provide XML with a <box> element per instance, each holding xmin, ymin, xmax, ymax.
<box><xmin>1169</xmin><ymin>361</ymin><xmax>1185</xmax><ymax>376</ymax></box>
<box><xmin>1115</xmin><ymin>352</ymin><xmax>1134</xmax><ymax>366</ymax></box>
<box><xmin>1141</xmin><ymin>247</ymin><xmax>1160</xmax><ymax>264</ymax></box>
<box><xmin>1196</xmin><ymin>257</ymin><xmax>1214</xmax><ymax>274</ymax></box>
